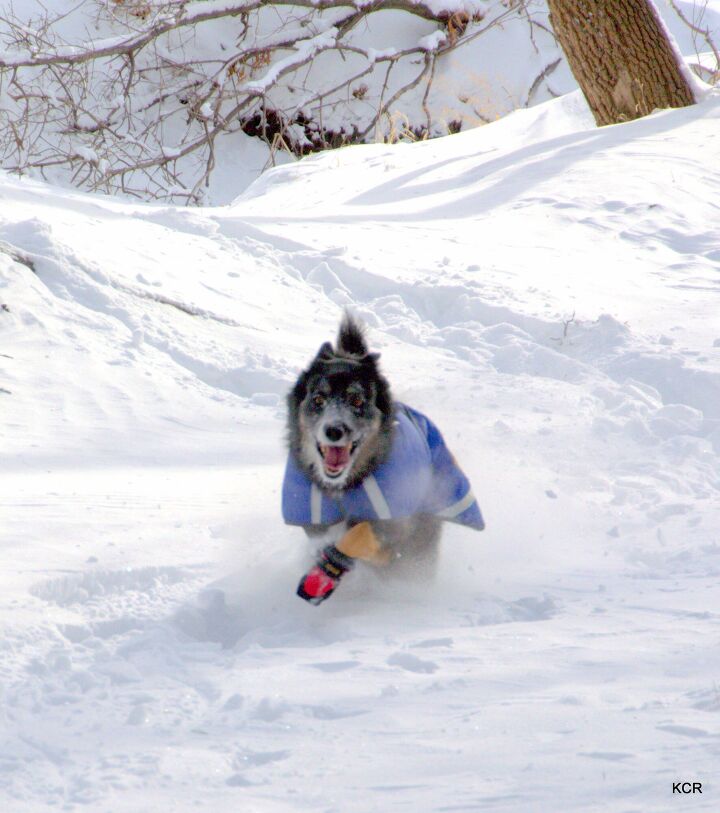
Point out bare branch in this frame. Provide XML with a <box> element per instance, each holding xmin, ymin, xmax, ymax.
<box><xmin>0</xmin><ymin>0</ymin><xmax>464</xmax><ymax>69</ymax></box>
<box><xmin>666</xmin><ymin>0</ymin><xmax>720</xmax><ymax>82</ymax></box>
<box><xmin>0</xmin><ymin>0</ymin><xmax>508</xmax><ymax>202</ymax></box>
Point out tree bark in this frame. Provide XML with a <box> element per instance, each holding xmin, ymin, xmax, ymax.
<box><xmin>547</xmin><ymin>0</ymin><xmax>696</xmax><ymax>126</ymax></box>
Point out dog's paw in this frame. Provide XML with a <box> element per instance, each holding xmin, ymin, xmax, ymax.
<box><xmin>296</xmin><ymin>565</ymin><xmax>338</xmax><ymax>605</ymax></box>
<box><xmin>296</xmin><ymin>545</ymin><xmax>353</xmax><ymax>605</ymax></box>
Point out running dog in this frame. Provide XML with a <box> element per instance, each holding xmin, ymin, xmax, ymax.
<box><xmin>283</xmin><ymin>314</ymin><xmax>484</xmax><ymax>605</ymax></box>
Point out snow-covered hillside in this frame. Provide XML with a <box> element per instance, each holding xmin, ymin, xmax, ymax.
<box><xmin>3</xmin><ymin>0</ymin><xmax>719</xmax><ymax>202</ymax></box>
<box><xmin>2</xmin><ymin>86</ymin><xmax>720</xmax><ymax>812</ymax></box>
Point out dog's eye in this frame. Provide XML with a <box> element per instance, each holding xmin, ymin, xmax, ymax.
<box><xmin>312</xmin><ymin>394</ymin><xmax>326</xmax><ymax>408</ymax></box>
<box><xmin>349</xmin><ymin>394</ymin><xmax>364</xmax><ymax>408</ymax></box>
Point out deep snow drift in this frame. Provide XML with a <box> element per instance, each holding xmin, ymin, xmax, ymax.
<box><xmin>1</xmin><ymin>88</ymin><xmax>720</xmax><ymax>812</ymax></box>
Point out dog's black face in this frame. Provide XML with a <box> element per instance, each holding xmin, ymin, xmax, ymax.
<box><xmin>287</xmin><ymin>318</ymin><xmax>394</xmax><ymax>491</ymax></box>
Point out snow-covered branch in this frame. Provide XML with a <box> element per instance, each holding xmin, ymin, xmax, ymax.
<box><xmin>0</xmin><ymin>0</ymin><xmax>485</xmax><ymax>69</ymax></box>
<box><xmin>0</xmin><ymin>0</ymin><xmax>536</xmax><ymax>202</ymax></box>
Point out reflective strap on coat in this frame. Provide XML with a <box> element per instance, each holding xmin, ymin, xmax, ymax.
<box><xmin>362</xmin><ymin>475</ymin><xmax>392</xmax><ymax>520</ymax></box>
<box><xmin>310</xmin><ymin>483</ymin><xmax>323</xmax><ymax>524</ymax></box>
<box><xmin>436</xmin><ymin>489</ymin><xmax>477</xmax><ymax>519</ymax></box>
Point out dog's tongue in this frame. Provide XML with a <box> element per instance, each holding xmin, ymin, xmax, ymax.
<box><xmin>325</xmin><ymin>445</ymin><xmax>350</xmax><ymax>468</ymax></box>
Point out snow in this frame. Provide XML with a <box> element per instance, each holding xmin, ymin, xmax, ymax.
<box><xmin>419</xmin><ymin>30</ymin><xmax>446</xmax><ymax>51</ymax></box>
<box><xmin>648</xmin><ymin>0</ymin><xmax>714</xmax><ymax>101</ymax></box>
<box><xmin>72</xmin><ymin>145</ymin><xmax>98</xmax><ymax>163</ymax></box>
<box><xmin>1</xmin><ymin>81</ymin><xmax>720</xmax><ymax>812</ymax></box>
<box><xmin>244</xmin><ymin>29</ymin><xmax>339</xmax><ymax>95</ymax></box>
<box><xmin>366</xmin><ymin>47</ymin><xmax>399</xmax><ymax>62</ymax></box>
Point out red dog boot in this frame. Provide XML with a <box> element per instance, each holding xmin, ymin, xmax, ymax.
<box><xmin>297</xmin><ymin>545</ymin><xmax>354</xmax><ymax>605</ymax></box>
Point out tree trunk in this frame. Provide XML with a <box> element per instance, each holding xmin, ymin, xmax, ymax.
<box><xmin>547</xmin><ymin>0</ymin><xmax>696</xmax><ymax>126</ymax></box>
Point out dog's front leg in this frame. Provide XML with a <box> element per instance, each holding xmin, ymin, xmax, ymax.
<box><xmin>296</xmin><ymin>521</ymin><xmax>389</xmax><ymax>605</ymax></box>
<box><xmin>334</xmin><ymin>521</ymin><xmax>391</xmax><ymax>565</ymax></box>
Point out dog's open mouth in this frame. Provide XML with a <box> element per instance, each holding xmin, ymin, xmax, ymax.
<box><xmin>318</xmin><ymin>442</ymin><xmax>358</xmax><ymax>477</ymax></box>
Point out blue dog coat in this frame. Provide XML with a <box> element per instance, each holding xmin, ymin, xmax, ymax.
<box><xmin>282</xmin><ymin>403</ymin><xmax>484</xmax><ymax>530</ymax></box>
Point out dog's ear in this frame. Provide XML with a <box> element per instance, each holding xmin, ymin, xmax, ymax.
<box><xmin>288</xmin><ymin>371</ymin><xmax>308</xmax><ymax>411</ymax></box>
<box><xmin>291</xmin><ymin>343</ymin><xmax>332</xmax><ymax>409</ymax></box>
<box><xmin>315</xmin><ymin>341</ymin><xmax>334</xmax><ymax>361</ymax></box>
<box><xmin>337</xmin><ymin>313</ymin><xmax>369</xmax><ymax>357</ymax></box>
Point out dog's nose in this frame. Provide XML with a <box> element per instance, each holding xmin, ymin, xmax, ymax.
<box><xmin>324</xmin><ymin>424</ymin><xmax>345</xmax><ymax>443</ymax></box>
